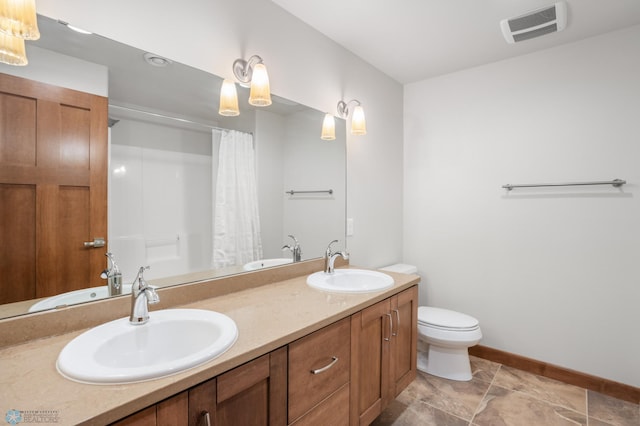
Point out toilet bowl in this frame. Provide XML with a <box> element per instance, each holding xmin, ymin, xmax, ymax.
<box><xmin>418</xmin><ymin>307</ymin><xmax>481</xmax><ymax>381</ymax></box>
<box><xmin>380</xmin><ymin>264</ymin><xmax>482</xmax><ymax>382</ymax></box>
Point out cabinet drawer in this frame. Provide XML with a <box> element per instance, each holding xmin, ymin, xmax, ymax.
<box><xmin>288</xmin><ymin>317</ymin><xmax>350</xmax><ymax>423</ymax></box>
<box><xmin>290</xmin><ymin>383</ymin><xmax>349</xmax><ymax>426</ymax></box>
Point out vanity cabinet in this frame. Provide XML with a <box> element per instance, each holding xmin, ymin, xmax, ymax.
<box><xmin>349</xmin><ymin>286</ymin><xmax>418</xmax><ymax>426</ymax></box>
<box><xmin>111</xmin><ymin>285</ymin><xmax>418</xmax><ymax>426</ymax></box>
<box><xmin>112</xmin><ymin>348</ymin><xmax>287</xmax><ymax>426</ymax></box>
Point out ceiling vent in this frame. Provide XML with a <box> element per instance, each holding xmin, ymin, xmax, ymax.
<box><xmin>501</xmin><ymin>1</ymin><xmax>567</xmax><ymax>44</ymax></box>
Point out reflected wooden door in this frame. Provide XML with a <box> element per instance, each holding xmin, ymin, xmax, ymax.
<box><xmin>0</xmin><ymin>73</ymin><xmax>108</xmax><ymax>304</ymax></box>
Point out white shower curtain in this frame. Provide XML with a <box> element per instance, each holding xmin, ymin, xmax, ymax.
<box><xmin>212</xmin><ymin>129</ymin><xmax>263</xmax><ymax>268</ymax></box>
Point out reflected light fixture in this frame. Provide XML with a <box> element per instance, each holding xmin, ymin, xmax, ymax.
<box><xmin>219</xmin><ymin>79</ymin><xmax>240</xmax><ymax>117</ymax></box>
<box><xmin>0</xmin><ymin>0</ymin><xmax>40</xmax><ymax>40</ymax></box>
<box><xmin>337</xmin><ymin>99</ymin><xmax>367</xmax><ymax>135</ymax></box>
<box><xmin>233</xmin><ymin>55</ymin><xmax>272</xmax><ymax>107</ymax></box>
<box><xmin>0</xmin><ymin>31</ymin><xmax>27</xmax><ymax>65</ymax></box>
<box><xmin>321</xmin><ymin>113</ymin><xmax>336</xmax><ymax>140</ymax></box>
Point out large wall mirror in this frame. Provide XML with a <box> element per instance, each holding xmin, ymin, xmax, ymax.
<box><xmin>0</xmin><ymin>15</ymin><xmax>346</xmax><ymax>319</ymax></box>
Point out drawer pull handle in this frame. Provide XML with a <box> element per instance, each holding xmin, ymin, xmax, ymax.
<box><xmin>392</xmin><ymin>308</ymin><xmax>400</xmax><ymax>336</ymax></box>
<box><xmin>199</xmin><ymin>411</ymin><xmax>211</xmax><ymax>426</ymax></box>
<box><xmin>311</xmin><ymin>356</ymin><xmax>338</xmax><ymax>374</ymax></box>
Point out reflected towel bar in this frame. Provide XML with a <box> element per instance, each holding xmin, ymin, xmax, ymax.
<box><xmin>286</xmin><ymin>189</ymin><xmax>333</xmax><ymax>195</ymax></box>
<box><xmin>502</xmin><ymin>179</ymin><xmax>626</xmax><ymax>191</ymax></box>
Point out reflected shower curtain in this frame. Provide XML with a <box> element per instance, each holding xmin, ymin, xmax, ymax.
<box><xmin>212</xmin><ymin>130</ymin><xmax>263</xmax><ymax>268</ymax></box>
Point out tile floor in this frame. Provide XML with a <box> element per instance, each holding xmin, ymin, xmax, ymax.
<box><xmin>372</xmin><ymin>356</ymin><xmax>639</xmax><ymax>426</ymax></box>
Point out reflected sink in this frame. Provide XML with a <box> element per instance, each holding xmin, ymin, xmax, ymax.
<box><xmin>307</xmin><ymin>269</ymin><xmax>394</xmax><ymax>293</ymax></box>
<box><xmin>28</xmin><ymin>284</ymin><xmax>133</xmax><ymax>312</ymax></box>
<box><xmin>243</xmin><ymin>258</ymin><xmax>293</xmax><ymax>271</ymax></box>
<box><xmin>57</xmin><ymin>309</ymin><xmax>238</xmax><ymax>384</ymax></box>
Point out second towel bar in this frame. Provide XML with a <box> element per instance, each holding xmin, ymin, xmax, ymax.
<box><xmin>502</xmin><ymin>179</ymin><xmax>626</xmax><ymax>191</ymax></box>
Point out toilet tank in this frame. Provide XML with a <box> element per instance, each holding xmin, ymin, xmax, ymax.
<box><xmin>380</xmin><ymin>264</ymin><xmax>418</xmax><ymax>274</ymax></box>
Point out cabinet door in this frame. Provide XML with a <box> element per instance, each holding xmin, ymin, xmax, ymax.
<box><xmin>111</xmin><ymin>392</ymin><xmax>188</xmax><ymax>426</ymax></box>
<box><xmin>390</xmin><ymin>286</ymin><xmax>418</xmax><ymax>397</ymax></box>
<box><xmin>350</xmin><ymin>298</ymin><xmax>391</xmax><ymax>426</ymax></box>
<box><xmin>189</xmin><ymin>347</ymin><xmax>287</xmax><ymax>426</ymax></box>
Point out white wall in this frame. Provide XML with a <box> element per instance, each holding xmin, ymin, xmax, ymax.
<box><xmin>282</xmin><ymin>110</ymin><xmax>347</xmax><ymax>258</ymax></box>
<box><xmin>36</xmin><ymin>0</ymin><xmax>405</xmax><ymax>268</ymax></box>
<box><xmin>0</xmin><ymin>45</ymin><xmax>107</xmax><ymax>96</ymax></box>
<box><xmin>404</xmin><ymin>25</ymin><xmax>640</xmax><ymax>387</ymax></box>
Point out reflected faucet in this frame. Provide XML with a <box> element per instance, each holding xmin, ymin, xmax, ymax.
<box><xmin>129</xmin><ymin>266</ymin><xmax>159</xmax><ymax>325</ymax></box>
<box><xmin>100</xmin><ymin>252</ymin><xmax>123</xmax><ymax>296</ymax></box>
<box><xmin>282</xmin><ymin>235</ymin><xmax>302</xmax><ymax>262</ymax></box>
<box><xmin>324</xmin><ymin>239</ymin><xmax>349</xmax><ymax>274</ymax></box>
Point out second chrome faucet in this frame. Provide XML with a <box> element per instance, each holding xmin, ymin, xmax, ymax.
<box><xmin>324</xmin><ymin>239</ymin><xmax>349</xmax><ymax>274</ymax></box>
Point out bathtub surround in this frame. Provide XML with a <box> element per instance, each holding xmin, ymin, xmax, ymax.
<box><xmin>404</xmin><ymin>25</ymin><xmax>640</xmax><ymax>388</ymax></box>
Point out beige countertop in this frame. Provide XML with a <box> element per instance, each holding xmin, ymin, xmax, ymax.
<box><xmin>0</xmin><ymin>266</ymin><xmax>419</xmax><ymax>425</ymax></box>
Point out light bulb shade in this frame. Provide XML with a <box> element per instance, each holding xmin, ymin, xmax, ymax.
<box><xmin>0</xmin><ymin>32</ymin><xmax>27</xmax><ymax>65</ymax></box>
<box><xmin>351</xmin><ymin>105</ymin><xmax>367</xmax><ymax>135</ymax></box>
<box><xmin>248</xmin><ymin>63</ymin><xmax>272</xmax><ymax>107</ymax></box>
<box><xmin>0</xmin><ymin>0</ymin><xmax>40</xmax><ymax>40</ymax></box>
<box><xmin>219</xmin><ymin>79</ymin><xmax>240</xmax><ymax>116</ymax></box>
<box><xmin>321</xmin><ymin>113</ymin><xmax>336</xmax><ymax>140</ymax></box>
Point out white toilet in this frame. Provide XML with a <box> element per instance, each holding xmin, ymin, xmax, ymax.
<box><xmin>380</xmin><ymin>264</ymin><xmax>482</xmax><ymax>382</ymax></box>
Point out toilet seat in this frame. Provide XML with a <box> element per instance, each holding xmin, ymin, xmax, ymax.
<box><xmin>418</xmin><ymin>307</ymin><xmax>479</xmax><ymax>331</ymax></box>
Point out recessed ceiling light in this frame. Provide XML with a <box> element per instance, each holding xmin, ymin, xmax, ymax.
<box><xmin>143</xmin><ymin>52</ymin><xmax>172</xmax><ymax>67</ymax></box>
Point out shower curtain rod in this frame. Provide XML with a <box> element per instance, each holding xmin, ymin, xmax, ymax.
<box><xmin>108</xmin><ymin>104</ymin><xmax>242</xmax><ymax>133</ymax></box>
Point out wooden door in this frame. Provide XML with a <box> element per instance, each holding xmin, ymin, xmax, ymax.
<box><xmin>350</xmin><ymin>298</ymin><xmax>391</xmax><ymax>426</ymax></box>
<box><xmin>390</xmin><ymin>286</ymin><xmax>418</xmax><ymax>398</ymax></box>
<box><xmin>0</xmin><ymin>73</ymin><xmax>108</xmax><ymax>304</ymax></box>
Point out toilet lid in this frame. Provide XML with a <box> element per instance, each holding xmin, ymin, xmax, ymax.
<box><xmin>418</xmin><ymin>307</ymin><xmax>479</xmax><ymax>330</ymax></box>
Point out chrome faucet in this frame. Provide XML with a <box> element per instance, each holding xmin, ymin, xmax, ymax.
<box><xmin>129</xmin><ymin>266</ymin><xmax>159</xmax><ymax>325</ymax></box>
<box><xmin>324</xmin><ymin>239</ymin><xmax>349</xmax><ymax>274</ymax></box>
<box><xmin>100</xmin><ymin>252</ymin><xmax>123</xmax><ymax>296</ymax></box>
<box><xmin>282</xmin><ymin>234</ymin><xmax>302</xmax><ymax>262</ymax></box>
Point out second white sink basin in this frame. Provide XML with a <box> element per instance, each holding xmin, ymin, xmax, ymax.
<box><xmin>57</xmin><ymin>309</ymin><xmax>238</xmax><ymax>384</ymax></box>
<box><xmin>29</xmin><ymin>284</ymin><xmax>133</xmax><ymax>312</ymax></box>
<box><xmin>307</xmin><ymin>269</ymin><xmax>394</xmax><ymax>293</ymax></box>
<box><xmin>243</xmin><ymin>258</ymin><xmax>293</xmax><ymax>271</ymax></box>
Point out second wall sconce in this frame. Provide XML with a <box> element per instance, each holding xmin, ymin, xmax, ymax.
<box><xmin>233</xmin><ymin>54</ymin><xmax>272</xmax><ymax>107</ymax></box>
<box><xmin>321</xmin><ymin>113</ymin><xmax>336</xmax><ymax>140</ymax></box>
<box><xmin>337</xmin><ymin>99</ymin><xmax>367</xmax><ymax>135</ymax></box>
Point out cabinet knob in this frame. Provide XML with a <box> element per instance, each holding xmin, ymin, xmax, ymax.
<box><xmin>199</xmin><ymin>411</ymin><xmax>211</xmax><ymax>426</ymax></box>
<box><xmin>392</xmin><ymin>308</ymin><xmax>400</xmax><ymax>337</ymax></box>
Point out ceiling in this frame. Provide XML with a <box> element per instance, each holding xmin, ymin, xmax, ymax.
<box><xmin>271</xmin><ymin>0</ymin><xmax>640</xmax><ymax>84</ymax></box>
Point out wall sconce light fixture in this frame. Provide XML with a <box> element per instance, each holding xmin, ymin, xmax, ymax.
<box><xmin>0</xmin><ymin>31</ymin><xmax>27</xmax><ymax>65</ymax></box>
<box><xmin>219</xmin><ymin>79</ymin><xmax>240</xmax><ymax>116</ymax></box>
<box><xmin>0</xmin><ymin>0</ymin><xmax>40</xmax><ymax>66</ymax></box>
<box><xmin>321</xmin><ymin>113</ymin><xmax>336</xmax><ymax>140</ymax></box>
<box><xmin>0</xmin><ymin>0</ymin><xmax>40</xmax><ymax>40</ymax></box>
<box><xmin>233</xmin><ymin>55</ymin><xmax>272</xmax><ymax>107</ymax></box>
<box><xmin>337</xmin><ymin>99</ymin><xmax>367</xmax><ymax>135</ymax></box>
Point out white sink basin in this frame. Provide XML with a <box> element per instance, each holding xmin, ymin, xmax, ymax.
<box><xmin>57</xmin><ymin>309</ymin><xmax>238</xmax><ymax>384</ymax></box>
<box><xmin>28</xmin><ymin>284</ymin><xmax>133</xmax><ymax>312</ymax></box>
<box><xmin>307</xmin><ymin>269</ymin><xmax>394</xmax><ymax>293</ymax></box>
<box><xmin>243</xmin><ymin>258</ymin><xmax>293</xmax><ymax>271</ymax></box>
